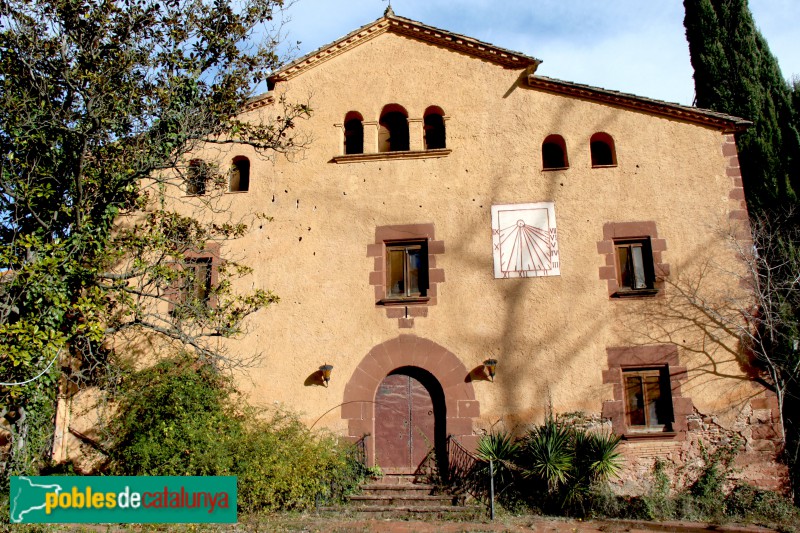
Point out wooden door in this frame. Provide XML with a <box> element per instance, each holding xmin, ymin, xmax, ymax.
<box><xmin>374</xmin><ymin>373</ymin><xmax>435</xmax><ymax>469</ymax></box>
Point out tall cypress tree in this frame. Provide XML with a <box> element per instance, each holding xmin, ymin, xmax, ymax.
<box><xmin>684</xmin><ymin>0</ymin><xmax>800</xmax><ymax>212</ymax></box>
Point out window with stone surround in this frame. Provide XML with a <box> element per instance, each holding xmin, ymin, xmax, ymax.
<box><xmin>368</xmin><ymin>224</ymin><xmax>445</xmax><ymax>327</ymax></box>
<box><xmin>614</xmin><ymin>238</ymin><xmax>657</xmax><ymax>296</ymax></box>
<box><xmin>602</xmin><ymin>345</ymin><xmax>691</xmax><ymax>440</ymax></box>
<box><xmin>598</xmin><ymin>222</ymin><xmax>669</xmax><ymax>298</ymax></box>
<box><xmin>168</xmin><ymin>244</ymin><xmax>221</xmax><ymax>314</ymax></box>
<box><xmin>624</xmin><ymin>367</ymin><xmax>673</xmax><ymax>431</ymax></box>
<box><xmin>385</xmin><ymin>241</ymin><xmax>428</xmax><ymax>300</ymax></box>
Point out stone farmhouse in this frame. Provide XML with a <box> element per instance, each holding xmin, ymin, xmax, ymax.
<box><xmin>59</xmin><ymin>9</ymin><xmax>787</xmax><ymax>491</ymax></box>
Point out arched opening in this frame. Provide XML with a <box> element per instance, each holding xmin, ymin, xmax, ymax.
<box><xmin>186</xmin><ymin>159</ymin><xmax>208</xmax><ymax>196</ymax></box>
<box><xmin>230</xmin><ymin>156</ymin><xmax>250</xmax><ymax>192</ymax></box>
<box><xmin>374</xmin><ymin>366</ymin><xmax>447</xmax><ymax>474</ymax></box>
<box><xmin>379</xmin><ymin>104</ymin><xmax>409</xmax><ymax>152</ymax></box>
<box><xmin>423</xmin><ymin>106</ymin><xmax>446</xmax><ymax>150</ymax></box>
<box><xmin>343</xmin><ymin>111</ymin><xmax>364</xmax><ymax>155</ymax></box>
<box><xmin>542</xmin><ymin>134</ymin><xmax>568</xmax><ymax>169</ymax></box>
<box><xmin>590</xmin><ymin>132</ymin><xmax>617</xmax><ymax>167</ymax></box>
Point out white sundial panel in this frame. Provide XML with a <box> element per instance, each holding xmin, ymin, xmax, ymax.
<box><xmin>491</xmin><ymin>202</ymin><xmax>560</xmax><ymax>279</ymax></box>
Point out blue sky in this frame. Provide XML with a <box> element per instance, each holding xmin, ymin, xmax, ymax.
<box><xmin>277</xmin><ymin>0</ymin><xmax>800</xmax><ymax>107</ymax></box>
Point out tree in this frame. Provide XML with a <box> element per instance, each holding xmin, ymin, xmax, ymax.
<box><xmin>625</xmin><ymin>214</ymin><xmax>800</xmax><ymax>494</ymax></box>
<box><xmin>0</xmin><ymin>0</ymin><xmax>309</xmax><ymax>482</ymax></box>
<box><xmin>683</xmin><ymin>0</ymin><xmax>800</xmax><ymax>211</ymax></box>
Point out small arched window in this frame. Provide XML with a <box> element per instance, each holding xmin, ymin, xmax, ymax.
<box><xmin>590</xmin><ymin>132</ymin><xmax>617</xmax><ymax>167</ymax></box>
<box><xmin>423</xmin><ymin>106</ymin><xmax>446</xmax><ymax>150</ymax></box>
<box><xmin>542</xmin><ymin>135</ymin><xmax>568</xmax><ymax>169</ymax></box>
<box><xmin>379</xmin><ymin>104</ymin><xmax>409</xmax><ymax>152</ymax></box>
<box><xmin>230</xmin><ymin>156</ymin><xmax>250</xmax><ymax>192</ymax></box>
<box><xmin>343</xmin><ymin>111</ymin><xmax>364</xmax><ymax>155</ymax></box>
<box><xmin>187</xmin><ymin>159</ymin><xmax>208</xmax><ymax>196</ymax></box>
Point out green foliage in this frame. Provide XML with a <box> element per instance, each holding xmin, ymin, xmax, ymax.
<box><xmin>469</xmin><ymin>418</ymin><xmax>623</xmax><ymax>516</ymax></box>
<box><xmin>105</xmin><ymin>356</ymin><xmax>364</xmax><ymax>513</ymax></box>
<box><xmin>520</xmin><ymin>418</ymin><xmax>575</xmax><ymax>495</ymax></box>
<box><xmin>0</xmin><ymin>0</ymin><xmax>307</xmax><ymax>485</ymax></box>
<box><xmin>106</xmin><ymin>355</ymin><xmax>243</xmax><ymax>476</ymax></box>
<box><xmin>235</xmin><ymin>411</ymin><xmax>363</xmax><ymax>513</ymax></box>
<box><xmin>641</xmin><ymin>458</ymin><xmax>676</xmax><ymax>521</ymax></box>
<box><xmin>475</xmin><ymin>431</ymin><xmax>521</xmax><ymax>494</ymax></box>
<box><xmin>683</xmin><ymin>0</ymin><xmax>800</xmax><ymax>210</ymax></box>
<box><xmin>725</xmin><ymin>484</ymin><xmax>799</xmax><ymax>525</ymax></box>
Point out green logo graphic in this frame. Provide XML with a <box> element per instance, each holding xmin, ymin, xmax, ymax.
<box><xmin>10</xmin><ymin>476</ymin><xmax>237</xmax><ymax>524</ymax></box>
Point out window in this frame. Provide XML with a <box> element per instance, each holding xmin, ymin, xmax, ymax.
<box><xmin>344</xmin><ymin>111</ymin><xmax>364</xmax><ymax>155</ymax></box>
<box><xmin>379</xmin><ymin>104</ymin><xmax>410</xmax><ymax>152</ymax></box>
<box><xmin>230</xmin><ymin>156</ymin><xmax>250</xmax><ymax>192</ymax></box>
<box><xmin>423</xmin><ymin>106</ymin><xmax>446</xmax><ymax>150</ymax></box>
<box><xmin>168</xmin><ymin>245</ymin><xmax>220</xmax><ymax>314</ymax></box>
<box><xmin>182</xmin><ymin>257</ymin><xmax>213</xmax><ymax>305</ymax></box>
<box><xmin>542</xmin><ymin>135</ymin><xmax>568</xmax><ymax>169</ymax></box>
<box><xmin>623</xmin><ymin>368</ymin><xmax>673</xmax><ymax>431</ymax></box>
<box><xmin>603</xmin><ymin>345</ymin><xmax>689</xmax><ymax>439</ymax></box>
<box><xmin>186</xmin><ymin>159</ymin><xmax>208</xmax><ymax>196</ymax></box>
<box><xmin>590</xmin><ymin>132</ymin><xmax>616</xmax><ymax>167</ymax></box>
<box><xmin>614</xmin><ymin>239</ymin><xmax>656</xmax><ymax>294</ymax></box>
<box><xmin>385</xmin><ymin>241</ymin><xmax>429</xmax><ymax>299</ymax></box>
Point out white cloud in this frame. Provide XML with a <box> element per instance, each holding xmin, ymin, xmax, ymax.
<box><xmin>278</xmin><ymin>0</ymin><xmax>800</xmax><ymax>105</ymax></box>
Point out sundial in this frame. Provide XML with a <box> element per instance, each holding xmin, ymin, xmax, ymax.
<box><xmin>491</xmin><ymin>202</ymin><xmax>560</xmax><ymax>279</ymax></box>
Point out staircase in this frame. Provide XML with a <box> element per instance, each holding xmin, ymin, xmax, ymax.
<box><xmin>326</xmin><ymin>473</ymin><xmax>481</xmax><ymax>518</ymax></box>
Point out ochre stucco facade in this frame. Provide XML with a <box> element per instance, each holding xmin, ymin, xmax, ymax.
<box><xmin>57</xmin><ymin>12</ymin><xmax>786</xmax><ymax>491</ymax></box>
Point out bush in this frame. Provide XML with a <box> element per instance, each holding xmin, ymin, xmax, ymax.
<box><xmin>471</xmin><ymin>417</ymin><xmax>623</xmax><ymax>516</ymax></box>
<box><xmin>725</xmin><ymin>484</ymin><xmax>799</xmax><ymax>526</ymax></box>
<box><xmin>105</xmin><ymin>355</ymin><xmax>364</xmax><ymax>512</ymax></box>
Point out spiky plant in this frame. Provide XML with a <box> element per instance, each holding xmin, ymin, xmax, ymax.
<box><xmin>474</xmin><ymin>431</ymin><xmax>521</xmax><ymax>495</ymax></box>
<box><xmin>520</xmin><ymin>418</ymin><xmax>574</xmax><ymax>493</ymax></box>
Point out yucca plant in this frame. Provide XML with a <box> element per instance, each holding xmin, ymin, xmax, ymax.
<box><xmin>520</xmin><ymin>418</ymin><xmax>574</xmax><ymax>493</ymax></box>
<box><xmin>565</xmin><ymin>430</ymin><xmax>623</xmax><ymax>512</ymax></box>
<box><xmin>474</xmin><ymin>431</ymin><xmax>521</xmax><ymax>495</ymax></box>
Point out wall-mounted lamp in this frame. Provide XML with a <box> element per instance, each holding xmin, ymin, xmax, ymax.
<box><xmin>319</xmin><ymin>364</ymin><xmax>333</xmax><ymax>387</ymax></box>
<box><xmin>483</xmin><ymin>359</ymin><xmax>498</xmax><ymax>382</ymax></box>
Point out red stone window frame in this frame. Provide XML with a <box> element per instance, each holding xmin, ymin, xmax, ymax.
<box><xmin>367</xmin><ymin>224</ymin><xmax>445</xmax><ymax>327</ymax></box>
<box><xmin>602</xmin><ymin>345</ymin><xmax>692</xmax><ymax>441</ymax></box>
<box><xmin>597</xmin><ymin>221</ymin><xmax>669</xmax><ymax>298</ymax></box>
<box><xmin>167</xmin><ymin>243</ymin><xmax>221</xmax><ymax>312</ymax></box>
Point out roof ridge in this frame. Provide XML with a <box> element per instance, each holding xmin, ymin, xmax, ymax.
<box><xmin>266</xmin><ymin>11</ymin><xmax>540</xmax><ymax>88</ymax></box>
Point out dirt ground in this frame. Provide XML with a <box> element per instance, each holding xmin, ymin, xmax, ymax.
<box><xmin>19</xmin><ymin>514</ymin><xmax>779</xmax><ymax>533</ymax></box>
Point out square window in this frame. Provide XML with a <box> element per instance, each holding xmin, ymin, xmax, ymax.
<box><xmin>385</xmin><ymin>241</ymin><xmax>429</xmax><ymax>300</ymax></box>
<box><xmin>614</xmin><ymin>239</ymin><xmax>657</xmax><ymax>295</ymax></box>
<box><xmin>623</xmin><ymin>368</ymin><xmax>674</xmax><ymax>431</ymax></box>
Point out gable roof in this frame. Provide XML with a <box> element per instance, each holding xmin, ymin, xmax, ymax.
<box><xmin>527</xmin><ymin>75</ymin><xmax>751</xmax><ymax>133</ymax></box>
<box><xmin>253</xmin><ymin>10</ymin><xmax>750</xmax><ymax>133</ymax></box>
<box><xmin>266</xmin><ymin>9</ymin><xmax>541</xmax><ymax>88</ymax></box>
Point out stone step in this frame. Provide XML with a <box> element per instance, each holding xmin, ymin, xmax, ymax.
<box><xmin>349</xmin><ymin>494</ymin><xmax>456</xmax><ymax>507</ymax></box>
<box><xmin>360</xmin><ymin>483</ymin><xmax>436</xmax><ymax>496</ymax></box>
<box><xmin>319</xmin><ymin>504</ymin><xmax>482</xmax><ymax>518</ymax></box>
<box><xmin>377</xmin><ymin>473</ymin><xmax>418</xmax><ymax>485</ymax></box>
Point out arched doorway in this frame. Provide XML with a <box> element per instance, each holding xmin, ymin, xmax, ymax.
<box><xmin>374</xmin><ymin>367</ymin><xmax>446</xmax><ymax>471</ymax></box>
<box><xmin>342</xmin><ymin>335</ymin><xmax>480</xmax><ymax>469</ymax></box>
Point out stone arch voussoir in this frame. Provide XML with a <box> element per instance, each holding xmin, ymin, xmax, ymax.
<box><xmin>342</xmin><ymin>334</ymin><xmax>479</xmax><ymax>462</ymax></box>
